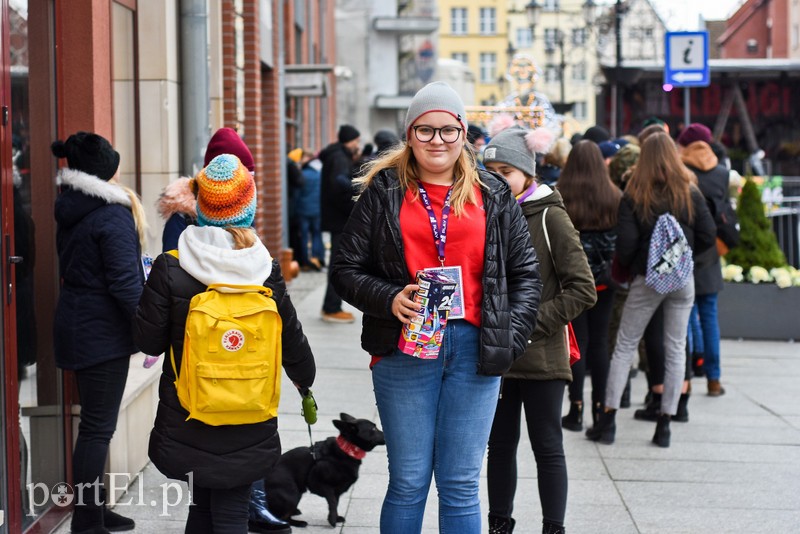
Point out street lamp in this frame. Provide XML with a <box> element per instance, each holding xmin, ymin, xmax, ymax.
<box><xmin>525</xmin><ymin>1</ymin><xmax>541</xmax><ymax>34</ymax></box>
<box><xmin>524</xmin><ymin>0</ymin><xmax>597</xmax><ymax>115</ymax></box>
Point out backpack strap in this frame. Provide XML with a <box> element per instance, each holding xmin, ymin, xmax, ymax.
<box><xmin>166</xmin><ymin>249</ymin><xmax>179</xmax><ymax>259</ymax></box>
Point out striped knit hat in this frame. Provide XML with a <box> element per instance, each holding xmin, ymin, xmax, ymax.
<box><xmin>193</xmin><ymin>154</ymin><xmax>256</xmax><ymax>228</ymax></box>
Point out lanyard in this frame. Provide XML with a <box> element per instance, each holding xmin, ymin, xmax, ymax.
<box><xmin>417</xmin><ymin>182</ymin><xmax>454</xmax><ymax>266</ymax></box>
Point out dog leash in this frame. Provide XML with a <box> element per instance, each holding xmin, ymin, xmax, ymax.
<box><xmin>300</xmin><ymin>387</ymin><xmax>318</xmax><ymax>458</ymax></box>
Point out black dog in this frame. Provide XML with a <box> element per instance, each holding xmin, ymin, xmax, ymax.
<box><xmin>263</xmin><ymin>413</ymin><xmax>385</xmax><ymax>527</ymax></box>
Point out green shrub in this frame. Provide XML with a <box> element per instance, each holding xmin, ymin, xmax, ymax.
<box><xmin>725</xmin><ymin>178</ymin><xmax>787</xmax><ymax>270</ymax></box>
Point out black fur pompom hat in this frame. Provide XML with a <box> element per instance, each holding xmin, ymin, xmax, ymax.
<box><xmin>51</xmin><ymin>131</ymin><xmax>120</xmax><ymax>181</ymax></box>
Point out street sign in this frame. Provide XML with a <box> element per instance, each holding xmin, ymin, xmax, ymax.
<box><xmin>664</xmin><ymin>31</ymin><xmax>710</xmax><ymax>87</ymax></box>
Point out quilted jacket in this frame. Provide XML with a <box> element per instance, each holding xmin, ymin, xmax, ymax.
<box><xmin>132</xmin><ymin>227</ymin><xmax>316</xmax><ymax>488</ymax></box>
<box><xmin>54</xmin><ymin>169</ymin><xmax>144</xmax><ymax>370</ymax></box>
<box><xmin>330</xmin><ymin>168</ymin><xmax>542</xmax><ymax>376</ymax></box>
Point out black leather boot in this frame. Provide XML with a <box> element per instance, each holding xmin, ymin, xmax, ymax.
<box><xmin>674</xmin><ymin>393</ymin><xmax>690</xmax><ymax>423</ymax></box>
<box><xmin>585</xmin><ymin>409</ymin><xmax>616</xmax><ymax>444</ymax></box>
<box><xmin>488</xmin><ymin>513</ymin><xmax>516</xmax><ymax>534</ymax></box>
<box><xmin>652</xmin><ymin>414</ymin><xmax>671</xmax><ymax>448</ymax></box>
<box><xmin>543</xmin><ymin>521</ymin><xmax>566</xmax><ymax>534</ymax></box>
<box><xmin>634</xmin><ymin>393</ymin><xmax>661</xmax><ymax>421</ymax></box>
<box><xmin>249</xmin><ymin>487</ymin><xmax>292</xmax><ymax>533</ymax></box>
<box><xmin>561</xmin><ymin>402</ymin><xmax>583</xmax><ymax>432</ymax></box>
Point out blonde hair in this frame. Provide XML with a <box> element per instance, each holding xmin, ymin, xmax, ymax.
<box><xmin>354</xmin><ymin>142</ymin><xmax>483</xmax><ymax>215</ymax></box>
<box><xmin>115</xmin><ymin>184</ymin><xmax>148</xmax><ymax>250</ymax></box>
<box><xmin>226</xmin><ymin>227</ymin><xmax>258</xmax><ymax>250</ymax></box>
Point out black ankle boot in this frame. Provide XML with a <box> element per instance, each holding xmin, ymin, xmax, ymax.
<box><xmin>71</xmin><ymin>484</ymin><xmax>108</xmax><ymax>534</ymax></box>
<box><xmin>249</xmin><ymin>487</ymin><xmax>292</xmax><ymax>533</ymax></box>
<box><xmin>543</xmin><ymin>521</ymin><xmax>566</xmax><ymax>534</ymax></box>
<box><xmin>99</xmin><ymin>488</ymin><xmax>134</xmax><ymax>532</ymax></box>
<box><xmin>634</xmin><ymin>393</ymin><xmax>661</xmax><ymax>421</ymax></box>
<box><xmin>561</xmin><ymin>402</ymin><xmax>583</xmax><ymax>432</ymax></box>
<box><xmin>653</xmin><ymin>414</ymin><xmax>671</xmax><ymax>448</ymax></box>
<box><xmin>620</xmin><ymin>376</ymin><xmax>632</xmax><ymax>408</ymax></box>
<box><xmin>586</xmin><ymin>409</ymin><xmax>616</xmax><ymax>444</ymax></box>
<box><xmin>488</xmin><ymin>513</ymin><xmax>515</xmax><ymax>534</ymax></box>
<box><xmin>673</xmin><ymin>393</ymin><xmax>690</xmax><ymax>423</ymax></box>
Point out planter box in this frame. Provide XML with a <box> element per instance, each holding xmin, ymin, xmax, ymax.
<box><xmin>718</xmin><ymin>282</ymin><xmax>800</xmax><ymax>341</ymax></box>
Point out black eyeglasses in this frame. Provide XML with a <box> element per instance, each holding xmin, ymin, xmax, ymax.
<box><xmin>412</xmin><ymin>125</ymin><xmax>463</xmax><ymax>144</ymax></box>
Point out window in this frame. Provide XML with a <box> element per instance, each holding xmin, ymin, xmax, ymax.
<box><xmin>544</xmin><ymin>28</ymin><xmax>559</xmax><ymax>51</ymax></box>
<box><xmin>644</xmin><ymin>27</ymin><xmax>654</xmax><ymax>38</ymax></box>
<box><xmin>544</xmin><ymin>63</ymin><xmax>560</xmax><ymax>83</ymax></box>
<box><xmin>452</xmin><ymin>52</ymin><xmax>468</xmax><ymax>65</ymax></box>
<box><xmin>574</xmin><ymin>101</ymin><xmax>587</xmax><ymax>120</ymax></box>
<box><xmin>480</xmin><ymin>52</ymin><xmax>497</xmax><ymax>83</ymax></box>
<box><xmin>451</xmin><ymin>8</ymin><xmax>467</xmax><ymax>35</ymax></box>
<box><xmin>479</xmin><ymin>8</ymin><xmax>496</xmax><ymax>35</ymax></box>
<box><xmin>792</xmin><ymin>24</ymin><xmax>799</xmax><ymax>49</ymax></box>
<box><xmin>747</xmin><ymin>38</ymin><xmax>758</xmax><ymax>54</ymax></box>
<box><xmin>572</xmin><ymin>61</ymin><xmax>586</xmax><ymax>81</ymax></box>
<box><xmin>543</xmin><ymin>0</ymin><xmax>560</xmax><ymax>11</ymax></box>
<box><xmin>572</xmin><ymin>28</ymin><xmax>587</xmax><ymax>46</ymax></box>
<box><xmin>516</xmin><ymin>27</ymin><xmax>533</xmax><ymax>48</ymax></box>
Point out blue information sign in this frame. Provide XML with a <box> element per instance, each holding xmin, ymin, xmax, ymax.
<box><xmin>664</xmin><ymin>31</ymin><xmax>710</xmax><ymax>87</ymax></box>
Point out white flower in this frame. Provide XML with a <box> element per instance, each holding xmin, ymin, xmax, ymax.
<box><xmin>722</xmin><ymin>264</ymin><xmax>744</xmax><ymax>283</ymax></box>
<box><xmin>748</xmin><ymin>266</ymin><xmax>772</xmax><ymax>284</ymax></box>
<box><xmin>771</xmin><ymin>268</ymin><xmax>793</xmax><ymax>289</ymax></box>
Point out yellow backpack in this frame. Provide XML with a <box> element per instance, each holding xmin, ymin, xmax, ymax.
<box><xmin>167</xmin><ymin>250</ymin><xmax>282</xmax><ymax>426</ymax></box>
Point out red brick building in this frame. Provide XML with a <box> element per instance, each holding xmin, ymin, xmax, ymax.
<box><xmin>0</xmin><ymin>2</ymin><xmax>337</xmax><ymax>532</ymax></box>
<box><xmin>718</xmin><ymin>0</ymin><xmax>789</xmax><ymax>58</ymax></box>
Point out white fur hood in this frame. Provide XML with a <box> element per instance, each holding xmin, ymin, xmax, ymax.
<box><xmin>177</xmin><ymin>226</ymin><xmax>273</xmax><ymax>288</ymax></box>
<box><xmin>57</xmin><ymin>168</ymin><xmax>132</xmax><ymax>207</ymax></box>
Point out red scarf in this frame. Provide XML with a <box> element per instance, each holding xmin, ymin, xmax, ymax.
<box><xmin>336</xmin><ymin>435</ymin><xmax>366</xmax><ymax>460</ymax></box>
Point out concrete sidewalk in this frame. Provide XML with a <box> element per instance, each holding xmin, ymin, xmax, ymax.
<box><xmin>57</xmin><ymin>271</ymin><xmax>800</xmax><ymax>533</ymax></box>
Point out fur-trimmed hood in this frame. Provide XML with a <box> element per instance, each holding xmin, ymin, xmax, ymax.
<box><xmin>55</xmin><ymin>168</ymin><xmax>132</xmax><ymax>229</ymax></box>
<box><xmin>157</xmin><ymin>177</ymin><xmax>197</xmax><ymax>220</ymax></box>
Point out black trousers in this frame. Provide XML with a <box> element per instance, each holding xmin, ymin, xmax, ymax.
<box><xmin>569</xmin><ymin>287</ymin><xmax>615</xmax><ymax>406</ymax></box>
<box><xmin>322</xmin><ymin>231</ymin><xmax>344</xmax><ymax>313</ymax></box>
<box><xmin>72</xmin><ymin>356</ymin><xmax>130</xmax><ymax>528</ymax></box>
<box><xmin>487</xmin><ymin>378</ymin><xmax>568</xmax><ymax>527</ymax></box>
<box><xmin>185</xmin><ymin>484</ymin><xmax>251</xmax><ymax>534</ymax></box>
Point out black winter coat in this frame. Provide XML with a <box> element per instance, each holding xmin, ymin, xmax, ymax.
<box><xmin>54</xmin><ymin>169</ymin><xmax>144</xmax><ymax>370</ymax></box>
<box><xmin>319</xmin><ymin>143</ymin><xmax>356</xmax><ymax>233</ymax></box>
<box><xmin>616</xmin><ymin>186</ymin><xmax>717</xmax><ymax>277</ymax></box>
<box><xmin>687</xmin><ymin>163</ymin><xmax>729</xmax><ymax>295</ymax></box>
<box><xmin>330</xmin><ymin>169</ymin><xmax>542</xmax><ymax>376</ymax></box>
<box><xmin>132</xmin><ymin>254</ymin><xmax>316</xmax><ymax>489</ymax></box>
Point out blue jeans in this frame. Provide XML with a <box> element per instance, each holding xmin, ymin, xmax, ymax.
<box><xmin>299</xmin><ymin>215</ymin><xmax>324</xmax><ymax>265</ymax></box>
<box><xmin>695</xmin><ymin>293</ymin><xmax>721</xmax><ymax>380</ymax></box>
<box><xmin>687</xmin><ymin>305</ymin><xmax>704</xmax><ymax>355</ymax></box>
<box><xmin>372</xmin><ymin>320</ymin><xmax>500</xmax><ymax>534</ymax></box>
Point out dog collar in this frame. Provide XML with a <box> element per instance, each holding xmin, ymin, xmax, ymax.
<box><xmin>336</xmin><ymin>435</ymin><xmax>366</xmax><ymax>460</ymax></box>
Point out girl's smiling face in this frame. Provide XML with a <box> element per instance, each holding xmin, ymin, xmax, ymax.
<box><xmin>409</xmin><ymin>112</ymin><xmax>465</xmax><ymax>183</ymax></box>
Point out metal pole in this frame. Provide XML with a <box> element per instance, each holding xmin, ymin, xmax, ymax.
<box><xmin>559</xmin><ymin>33</ymin><xmax>566</xmax><ymax>105</ymax></box>
<box><xmin>684</xmin><ymin>87</ymin><xmax>691</xmax><ymax>129</ymax></box>
<box><xmin>180</xmin><ymin>0</ymin><xmax>210</xmax><ymax>176</ymax></box>
<box><xmin>614</xmin><ymin>0</ymin><xmax>623</xmax><ymax>136</ymax></box>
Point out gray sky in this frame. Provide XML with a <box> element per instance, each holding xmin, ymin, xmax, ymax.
<box><xmin>652</xmin><ymin>0</ymin><xmax>747</xmax><ymax>29</ymax></box>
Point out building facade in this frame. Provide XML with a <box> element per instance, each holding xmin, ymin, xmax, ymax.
<box><xmin>717</xmin><ymin>0</ymin><xmax>790</xmax><ymax>59</ymax></box>
<box><xmin>0</xmin><ymin>1</ymin><xmax>337</xmax><ymax>532</ymax></box>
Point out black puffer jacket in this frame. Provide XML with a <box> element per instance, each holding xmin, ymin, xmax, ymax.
<box><xmin>54</xmin><ymin>168</ymin><xmax>144</xmax><ymax>370</ymax></box>
<box><xmin>616</xmin><ymin>186</ymin><xmax>716</xmax><ymax>276</ymax></box>
<box><xmin>330</xmin><ymin>169</ymin><xmax>541</xmax><ymax>376</ymax></box>
<box><xmin>132</xmin><ymin>232</ymin><xmax>315</xmax><ymax>489</ymax></box>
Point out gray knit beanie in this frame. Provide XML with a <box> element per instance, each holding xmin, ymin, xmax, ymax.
<box><xmin>404</xmin><ymin>81</ymin><xmax>468</xmax><ymax>137</ymax></box>
<box><xmin>484</xmin><ymin>127</ymin><xmax>537</xmax><ymax>177</ymax></box>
